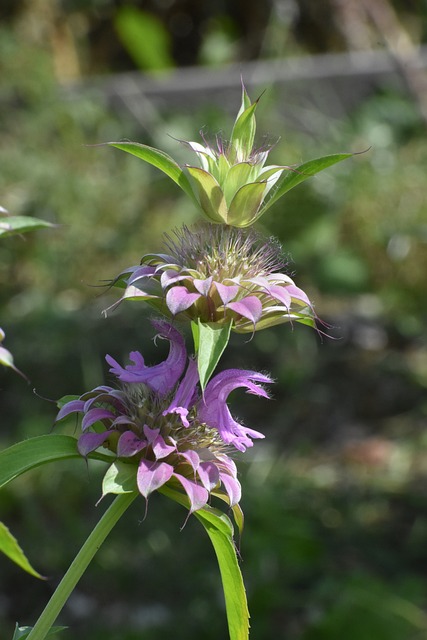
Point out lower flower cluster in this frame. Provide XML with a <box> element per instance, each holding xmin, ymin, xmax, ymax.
<box><xmin>56</xmin><ymin>320</ymin><xmax>272</xmax><ymax>514</ymax></box>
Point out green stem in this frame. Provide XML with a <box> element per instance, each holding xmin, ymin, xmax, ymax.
<box><xmin>27</xmin><ymin>492</ymin><xmax>138</xmax><ymax>640</ymax></box>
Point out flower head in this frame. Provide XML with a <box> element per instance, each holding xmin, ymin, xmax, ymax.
<box><xmin>109</xmin><ymin>224</ymin><xmax>316</xmax><ymax>333</ymax></box>
<box><xmin>105</xmin><ymin>84</ymin><xmax>353</xmax><ymax>227</ymax></box>
<box><xmin>56</xmin><ymin>320</ymin><xmax>272</xmax><ymax>515</ymax></box>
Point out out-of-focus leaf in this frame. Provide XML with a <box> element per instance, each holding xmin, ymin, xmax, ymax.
<box><xmin>0</xmin><ymin>522</ymin><xmax>44</xmax><ymax>579</ymax></box>
<box><xmin>115</xmin><ymin>6</ymin><xmax>174</xmax><ymax>72</ymax></box>
<box><xmin>12</xmin><ymin>624</ymin><xmax>67</xmax><ymax>639</ymax></box>
<box><xmin>0</xmin><ymin>216</ymin><xmax>54</xmax><ymax>238</ymax></box>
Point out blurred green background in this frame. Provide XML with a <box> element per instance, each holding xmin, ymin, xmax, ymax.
<box><xmin>1</xmin><ymin>1</ymin><xmax>427</xmax><ymax>638</ymax></box>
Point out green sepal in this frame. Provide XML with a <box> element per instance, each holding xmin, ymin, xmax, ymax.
<box><xmin>13</xmin><ymin>625</ymin><xmax>67</xmax><ymax>640</ymax></box>
<box><xmin>257</xmin><ymin>152</ymin><xmax>354</xmax><ymax>218</ymax></box>
<box><xmin>106</xmin><ymin>141</ymin><xmax>198</xmax><ymax>205</ymax></box>
<box><xmin>0</xmin><ymin>522</ymin><xmax>45</xmax><ymax>579</ymax></box>
<box><xmin>102</xmin><ymin>461</ymin><xmax>137</xmax><ymax>497</ymax></box>
<box><xmin>160</xmin><ymin>484</ymin><xmax>250</xmax><ymax>640</ymax></box>
<box><xmin>0</xmin><ymin>216</ymin><xmax>54</xmax><ymax>238</ymax></box>
<box><xmin>191</xmin><ymin>319</ymin><xmax>232</xmax><ymax>391</ymax></box>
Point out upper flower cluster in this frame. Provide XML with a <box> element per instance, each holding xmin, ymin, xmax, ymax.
<box><xmin>56</xmin><ymin>321</ymin><xmax>272</xmax><ymax>514</ymax></box>
<box><xmin>106</xmin><ymin>84</ymin><xmax>352</xmax><ymax>228</ymax></box>
<box><xmin>108</xmin><ymin>224</ymin><xmax>316</xmax><ymax>333</ymax></box>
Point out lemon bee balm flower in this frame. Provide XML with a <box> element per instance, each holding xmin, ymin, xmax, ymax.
<box><xmin>109</xmin><ymin>223</ymin><xmax>316</xmax><ymax>333</ymax></box>
<box><xmin>56</xmin><ymin>321</ymin><xmax>272</xmax><ymax>514</ymax></box>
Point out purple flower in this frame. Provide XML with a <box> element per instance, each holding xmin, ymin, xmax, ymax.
<box><xmin>56</xmin><ymin>320</ymin><xmax>272</xmax><ymax>514</ymax></box>
<box><xmin>108</xmin><ymin>223</ymin><xmax>316</xmax><ymax>333</ymax></box>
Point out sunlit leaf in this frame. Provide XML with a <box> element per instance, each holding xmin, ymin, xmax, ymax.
<box><xmin>227</xmin><ymin>181</ymin><xmax>267</xmax><ymax>227</ymax></box>
<box><xmin>257</xmin><ymin>152</ymin><xmax>354</xmax><ymax>218</ymax></box>
<box><xmin>106</xmin><ymin>142</ymin><xmax>197</xmax><ymax>204</ymax></box>
<box><xmin>102</xmin><ymin>461</ymin><xmax>137</xmax><ymax>497</ymax></box>
<box><xmin>192</xmin><ymin>319</ymin><xmax>232</xmax><ymax>391</ymax></box>
<box><xmin>0</xmin><ymin>216</ymin><xmax>54</xmax><ymax>238</ymax></box>
<box><xmin>186</xmin><ymin>166</ymin><xmax>228</xmax><ymax>223</ymax></box>
<box><xmin>0</xmin><ymin>522</ymin><xmax>44</xmax><ymax>579</ymax></box>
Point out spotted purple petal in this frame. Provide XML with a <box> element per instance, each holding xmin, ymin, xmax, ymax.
<box><xmin>193</xmin><ymin>276</ymin><xmax>213</xmax><ymax>297</ymax></box>
<box><xmin>56</xmin><ymin>400</ymin><xmax>85</xmax><ymax>422</ymax></box>
<box><xmin>228</xmin><ymin>296</ymin><xmax>263</xmax><ymax>325</ymax></box>
<box><xmin>117</xmin><ymin>431</ymin><xmax>147</xmax><ymax>457</ymax></box>
<box><xmin>219</xmin><ymin>472</ymin><xmax>242</xmax><ymax>507</ymax></box>
<box><xmin>152</xmin><ymin>434</ymin><xmax>177</xmax><ymax>460</ymax></box>
<box><xmin>81</xmin><ymin>408</ymin><xmax>117</xmax><ymax>431</ymax></box>
<box><xmin>78</xmin><ymin>431</ymin><xmax>114</xmax><ymax>457</ymax></box>
<box><xmin>214</xmin><ymin>282</ymin><xmax>239</xmax><ymax>305</ymax></box>
<box><xmin>198</xmin><ymin>461</ymin><xmax>220</xmax><ymax>492</ymax></box>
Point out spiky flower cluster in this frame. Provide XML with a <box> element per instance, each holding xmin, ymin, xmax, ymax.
<box><xmin>109</xmin><ymin>224</ymin><xmax>316</xmax><ymax>333</ymax></box>
<box><xmin>56</xmin><ymin>321</ymin><xmax>272</xmax><ymax>514</ymax></box>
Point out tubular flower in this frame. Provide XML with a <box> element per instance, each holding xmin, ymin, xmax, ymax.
<box><xmin>56</xmin><ymin>320</ymin><xmax>272</xmax><ymax>515</ymax></box>
<box><xmin>109</xmin><ymin>224</ymin><xmax>316</xmax><ymax>333</ymax></box>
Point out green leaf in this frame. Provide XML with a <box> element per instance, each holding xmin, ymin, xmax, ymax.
<box><xmin>186</xmin><ymin>166</ymin><xmax>228</xmax><ymax>223</ymax></box>
<box><xmin>192</xmin><ymin>319</ymin><xmax>232</xmax><ymax>391</ymax></box>
<box><xmin>0</xmin><ymin>216</ymin><xmax>54</xmax><ymax>238</ymax></box>
<box><xmin>0</xmin><ymin>522</ymin><xmax>44</xmax><ymax>579</ymax></box>
<box><xmin>222</xmin><ymin>162</ymin><xmax>255</xmax><ymax>205</ymax></box>
<box><xmin>13</xmin><ymin>624</ymin><xmax>67</xmax><ymax>640</ymax></box>
<box><xmin>257</xmin><ymin>152</ymin><xmax>353</xmax><ymax>218</ymax></box>
<box><xmin>115</xmin><ymin>6</ymin><xmax>174</xmax><ymax>72</ymax></box>
<box><xmin>102</xmin><ymin>461</ymin><xmax>137</xmax><ymax>497</ymax></box>
<box><xmin>56</xmin><ymin>395</ymin><xmax>79</xmax><ymax>409</ymax></box>
<box><xmin>0</xmin><ymin>435</ymin><xmax>111</xmax><ymax>491</ymax></box>
<box><xmin>106</xmin><ymin>142</ymin><xmax>197</xmax><ymax>204</ymax></box>
<box><xmin>160</xmin><ymin>485</ymin><xmax>249</xmax><ymax>640</ymax></box>
<box><xmin>227</xmin><ymin>181</ymin><xmax>267</xmax><ymax>227</ymax></box>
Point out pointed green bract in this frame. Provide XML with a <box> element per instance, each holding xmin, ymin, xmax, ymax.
<box><xmin>230</xmin><ymin>100</ymin><xmax>257</xmax><ymax>163</ymax></box>
<box><xmin>102</xmin><ymin>461</ymin><xmax>137</xmax><ymax>497</ymax></box>
<box><xmin>257</xmin><ymin>152</ymin><xmax>354</xmax><ymax>218</ymax></box>
<box><xmin>192</xmin><ymin>319</ymin><xmax>232</xmax><ymax>391</ymax></box>
<box><xmin>227</xmin><ymin>181</ymin><xmax>267</xmax><ymax>227</ymax></box>
<box><xmin>186</xmin><ymin>166</ymin><xmax>227</xmax><ymax>223</ymax></box>
<box><xmin>107</xmin><ymin>141</ymin><xmax>197</xmax><ymax>204</ymax></box>
<box><xmin>0</xmin><ymin>216</ymin><xmax>54</xmax><ymax>238</ymax></box>
<box><xmin>0</xmin><ymin>522</ymin><xmax>44</xmax><ymax>579</ymax></box>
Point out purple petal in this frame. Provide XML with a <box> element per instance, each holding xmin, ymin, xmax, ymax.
<box><xmin>193</xmin><ymin>277</ymin><xmax>213</xmax><ymax>297</ymax></box>
<box><xmin>268</xmin><ymin>285</ymin><xmax>292</xmax><ymax>308</ymax></box>
<box><xmin>219</xmin><ymin>473</ymin><xmax>242</xmax><ymax>506</ymax></box>
<box><xmin>143</xmin><ymin>425</ymin><xmax>160</xmax><ymax>443</ymax></box>
<box><xmin>78</xmin><ymin>431</ymin><xmax>114</xmax><ymax>456</ymax></box>
<box><xmin>180</xmin><ymin>450</ymin><xmax>200</xmax><ymax>472</ymax></box>
<box><xmin>173</xmin><ymin>473</ymin><xmax>209</xmax><ymax>513</ymax></box>
<box><xmin>127</xmin><ymin>265</ymin><xmax>157</xmax><ymax>285</ymax></box>
<box><xmin>106</xmin><ymin>321</ymin><xmax>187</xmax><ymax>396</ymax></box>
<box><xmin>214</xmin><ymin>282</ymin><xmax>239</xmax><ymax>305</ymax></box>
<box><xmin>163</xmin><ymin>359</ymin><xmax>199</xmax><ymax>427</ymax></box>
<box><xmin>228</xmin><ymin>296</ymin><xmax>263</xmax><ymax>325</ymax></box>
<box><xmin>137</xmin><ymin>460</ymin><xmax>174</xmax><ymax>498</ymax></box>
<box><xmin>152</xmin><ymin>434</ymin><xmax>177</xmax><ymax>460</ymax></box>
<box><xmin>198</xmin><ymin>461</ymin><xmax>220</xmax><ymax>492</ymax></box>
<box><xmin>81</xmin><ymin>408</ymin><xmax>117</xmax><ymax>431</ymax></box>
<box><xmin>117</xmin><ymin>431</ymin><xmax>147</xmax><ymax>457</ymax></box>
<box><xmin>56</xmin><ymin>400</ymin><xmax>85</xmax><ymax>422</ymax></box>
<box><xmin>286</xmin><ymin>284</ymin><xmax>312</xmax><ymax>307</ymax></box>
<box><xmin>166</xmin><ymin>286</ymin><xmax>200</xmax><ymax>315</ymax></box>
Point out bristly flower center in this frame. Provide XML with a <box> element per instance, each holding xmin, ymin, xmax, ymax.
<box><xmin>163</xmin><ymin>224</ymin><xmax>288</xmax><ymax>281</ymax></box>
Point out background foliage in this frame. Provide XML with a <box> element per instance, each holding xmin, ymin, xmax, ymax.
<box><xmin>1</xmin><ymin>1</ymin><xmax>427</xmax><ymax>638</ymax></box>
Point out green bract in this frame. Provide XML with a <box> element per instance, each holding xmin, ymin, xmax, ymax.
<box><xmin>106</xmin><ymin>85</ymin><xmax>353</xmax><ymax>227</ymax></box>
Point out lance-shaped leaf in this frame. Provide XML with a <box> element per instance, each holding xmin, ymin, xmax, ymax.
<box><xmin>186</xmin><ymin>166</ymin><xmax>228</xmax><ymax>223</ymax></box>
<box><xmin>222</xmin><ymin>162</ymin><xmax>256</xmax><ymax>205</ymax></box>
<box><xmin>257</xmin><ymin>152</ymin><xmax>354</xmax><ymax>218</ymax></box>
<box><xmin>192</xmin><ymin>319</ymin><xmax>232</xmax><ymax>391</ymax></box>
<box><xmin>0</xmin><ymin>216</ymin><xmax>54</xmax><ymax>238</ymax></box>
<box><xmin>0</xmin><ymin>521</ymin><xmax>44</xmax><ymax>579</ymax></box>
<box><xmin>160</xmin><ymin>484</ymin><xmax>250</xmax><ymax>640</ymax></box>
<box><xmin>106</xmin><ymin>141</ymin><xmax>198</xmax><ymax>204</ymax></box>
<box><xmin>227</xmin><ymin>181</ymin><xmax>267</xmax><ymax>227</ymax></box>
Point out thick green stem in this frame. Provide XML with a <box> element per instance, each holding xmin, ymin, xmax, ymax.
<box><xmin>27</xmin><ymin>492</ymin><xmax>138</xmax><ymax>640</ymax></box>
